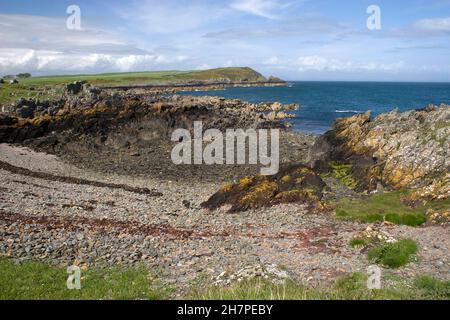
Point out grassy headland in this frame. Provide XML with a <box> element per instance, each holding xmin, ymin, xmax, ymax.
<box><xmin>0</xmin><ymin>67</ymin><xmax>275</xmax><ymax>105</ymax></box>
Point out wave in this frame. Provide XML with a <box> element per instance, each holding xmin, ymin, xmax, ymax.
<box><xmin>335</xmin><ymin>109</ymin><xmax>363</xmax><ymax>113</ymax></box>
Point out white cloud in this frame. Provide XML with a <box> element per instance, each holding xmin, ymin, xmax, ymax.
<box><xmin>414</xmin><ymin>17</ymin><xmax>450</xmax><ymax>32</ymax></box>
<box><xmin>0</xmin><ymin>13</ymin><xmax>191</xmax><ymax>75</ymax></box>
<box><xmin>223</xmin><ymin>60</ymin><xmax>235</xmax><ymax>67</ymax></box>
<box><xmin>0</xmin><ymin>49</ymin><xmax>190</xmax><ymax>75</ymax></box>
<box><xmin>230</xmin><ymin>0</ymin><xmax>279</xmax><ymax>19</ymax></box>
<box><xmin>390</xmin><ymin>16</ymin><xmax>450</xmax><ymax>37</ymax></box>
<box><xmin>196</xmin><ymin>63</ymin><xmax>212</xmax><ymax>70</ymax></box>
<box><xmin>361</xmin><ymin>61</ymin><xmax>406</xmax><ymax>72</ymax></box>
<box><xmin>263</xmin><ymin>56</ymin><xmax>280</xmax><ymax>65</ymax></box>
<box><xmin>0</xmin><ymin>14</ymin><xmax>134</xmax><ymax>53</ymax></box>
<box><xmin>296</xmin><ymin>56</ymin><xmax>354</xmax><ymax>72</ymax></box>
<box><xmin>230</xmin><ymin>0</ymin><xmax>303</xmax><ymax>19</ymax></box>
<box><xmin>203</xmin><ymin>17</ymin><xmax>349</xmax><ymax>39</ymax></box>
<box><xmin>118</xmin><ymin>0</ymin><xmax>227</xmax><ymax>34</ymax></box>
<box><xmin>295</xmin><ymin>55</ymin><xmax>405</xmax><ymax>73</ymax></box>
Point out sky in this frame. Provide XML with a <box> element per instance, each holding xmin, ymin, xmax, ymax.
<box><xmin>0</xmin><ymin>0</ymin><xmax>450</xmax><ymax>81</ymax></box>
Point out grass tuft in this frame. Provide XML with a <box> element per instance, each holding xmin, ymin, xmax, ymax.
<box><xmin>368</xmin><ymin>239</ymin><xmax>419</xmax><ymax>268</ymax></box>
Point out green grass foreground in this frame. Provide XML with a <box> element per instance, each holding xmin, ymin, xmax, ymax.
<box><xmin>1</xmin><ymin>258</ymin><xmax>449</xmax><ymax>300</ymax></box>
<box><xmin>190</xmin><ymin>273</ymin><xmax>449</xmax><ymax>300</ymax></box>
<box><xmin>0</xmin><ymin>258</ymin><xmax>172</xmax><ymax>300</ymax></box>
<box><xmin>335</xmin><ymin>190</ymin><xmax>450</xmax><ymax>226</ymax></box>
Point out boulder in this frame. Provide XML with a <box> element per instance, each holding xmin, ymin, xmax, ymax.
<box><xmin>0</xmin><ymin>114</ymin><xmax>18</xmax><ymax>126</ymax></box>
<box><xmin>65</xmin><ymin>80</ymin><xmax>88</xmax><ymax>95</ymax></box>
<box><xmin>17</xmin><ymin>105</ymin><xmax>36</xmax><ymax>118</ymax></box>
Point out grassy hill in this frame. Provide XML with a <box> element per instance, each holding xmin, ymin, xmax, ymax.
<box><xmin>0</xmin><ymin>67</ymin><xmax>271</xmax><ymax>105</ymax></box>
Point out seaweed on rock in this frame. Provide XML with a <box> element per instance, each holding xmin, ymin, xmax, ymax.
<box><xmin>201</xmin><ymin>165</ymin><xmax>328</xmax><ymax>212</ymax></box>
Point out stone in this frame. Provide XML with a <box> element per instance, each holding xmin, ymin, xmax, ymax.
<box><xmin>65</xmin><ymin>80</ymin><xmax>88</xmax><ymax>95</ymax></box>
<box><xmin>17</xmin><ymin>105</ymin><xmax>36</xmax><ymax>118</ymax></box>
<box><xmin>0</xmin><ymin>114</ymin><xmax>18</xmax><ymax>126</ymax></box>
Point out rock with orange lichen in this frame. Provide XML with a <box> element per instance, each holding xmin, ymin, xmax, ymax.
<box><xmin>426</xmin><ymin>208</ymin><xmax>450</xmax><ymax>225</ymax></box>
<box><xmin>310</xmin><ymin>104</ymin><xmax>450</xmax><ymax>192</ymax></box>
<box><xmin>404</xmin><ymin>173</ymin><xmax>450</xmax><ymax>206</ymax></box>
<box><xmin>201</xmin><ymin>165</ymin><xmax>327</xmax><ymax>212</ymax></box>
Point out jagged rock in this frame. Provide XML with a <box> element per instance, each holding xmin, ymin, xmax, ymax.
<box><xmin>17</xmin><ymin>105</ymin><xmax>36</xmax><ymax>118</ymax></box>
<box><xmin>426</xmin><ymin>208</ymin><xmax>450</xmax><ymax>225</ymax></box>
<box><xmin>65</xmin><ymin>80</ymin><xmax>88</xmax><ymax>95</ymax></box>
<box><xmin>266</xmin><ymin>111</ymin><xmax>294</xmax><ymax>121</ymax></box>
<box><xmin>350</xmin><ymin>225</ymin><xmax>398</xmax><ymax>250</ymax></box>
<box><xmin>0</xmin><ymin>114</ymin><xmax>18</xmax><ymax>126</ymax></box>
<box><xmin>249</xmin><ymin>101</ymin><xmax>299</xmax><ymax>112</ymax></box>
<box><xmin>3</xmin><ymin>98</ymin><xmax>48</xmax><ymax>118</ymax></box>
<box><xmin>0</xmin><ymin>87</ymin><xmax>286</xmax><ymax>145</ymax></box>
<box><xmin>404</xmin><ymin>173</ymin><xmax>450</xmax><ymax>205</ymax></box>
<box><xmin>310</xmin><ymin>105</ymin><xmax>450</xmax><ymax>191</ymax></box>
<box><xmin>202</xmin><ymin>165</ymin><xmax>328</xmax><ymax>212</ymax></box>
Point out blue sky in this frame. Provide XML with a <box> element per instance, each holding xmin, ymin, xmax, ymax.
<box><xmin>1</xmin><ymin>0</ymin><xmax>450</xmax><ymax>81</ymax></box>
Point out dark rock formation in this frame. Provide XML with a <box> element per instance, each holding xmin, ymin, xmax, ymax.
<box><xmin>0</xmin><ymin>114</ymin><xmax>18</xmax><ymax>126</ymax></box>
<box><xmin>0</xmin><ymin>86</ymin><xmax>289</xmax><ymax>148</ymax></box>
<box><xmin>65</xmin><ymin>80</ymin><xmax>88</xmax><ymax>95</ymax></box>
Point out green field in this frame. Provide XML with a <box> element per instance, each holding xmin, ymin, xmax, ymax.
<box><xmin>0</xmin><ymin>67</ymin><xmax>268</xmax><ymax>105</ymax></box>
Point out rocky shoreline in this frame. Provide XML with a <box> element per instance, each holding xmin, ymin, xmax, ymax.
<box><xmin>0</xmin><ymin>82</ymin><xmax>448</xmax><ymax>295</ymax></box>
<box><xmin>99</xmin><ymin>79</ymin><xmax>287</xmax><ymax>92</ymax></box>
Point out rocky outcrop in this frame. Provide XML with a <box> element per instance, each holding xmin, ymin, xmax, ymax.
<box><xmin>205</xmin><ymin>104</ymin><xmax>449</xmax><ymax>213</ymax></box>
<box><xmin>2</xmin><ymin>98</ymin><xmax>65</xmax><ymax>119</ymax></box>
<box><xmin>202</xmin><ymin>165</ymin><xmax>328</xmax><ymax>213</ymax></box>
<box><xmin>100</xmin><ymin>80</ymin><xmax>286</xmax><ymax>92</ymax></box>
<box><xmin>405</xmin><ymin>173</ymin><xmax>450</xmax><ymax>205</ymax></box>
<box><xmin>0</xmin><ymin>86</ymin><xmax>290</xmax><ymax>149</ymax></box>
<box><xmin>310</xmin><ymin>105</ymin><xmax>450</xmax><ymax>192</ymax></box>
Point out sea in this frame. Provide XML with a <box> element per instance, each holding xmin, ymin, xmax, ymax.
<box><xmin>182</xmin><ymin>81</ymin><xmax>450</xmax><ymax>134</ymax></box>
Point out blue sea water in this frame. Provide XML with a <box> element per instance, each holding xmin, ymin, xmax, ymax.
<box><xmin>182</xmin><ymin>81</ymin><xmax>450</xmax><ymax>134</ymax></box>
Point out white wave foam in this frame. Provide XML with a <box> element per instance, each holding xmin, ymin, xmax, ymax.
<box><xmin>335</xmin><ymin>110</ymin><xmax>363</xmax><ymax>113</ymax></box>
